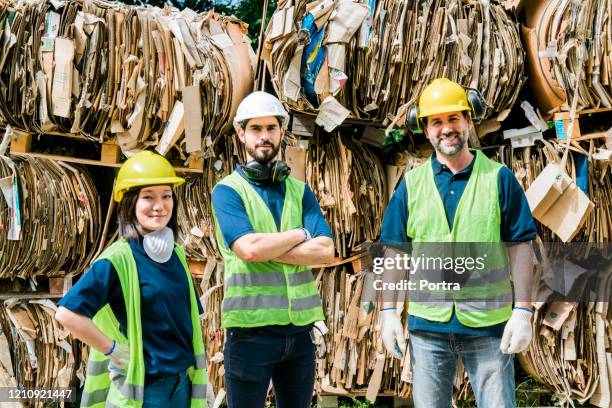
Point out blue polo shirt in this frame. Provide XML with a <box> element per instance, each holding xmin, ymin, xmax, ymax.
<box><xmin>380</xmin><ymin>153</ymin><xmax>536</xmax><ymax>337</ymax></box>
<box><xmin>58</xmin><ymin>239</ymin><xmax>203</xmax><ymax>376</ymax></box>
<box><xmin>212</xmin><ymin>167</ymin><xmax>333</xmax><ymax>335</ymax></box>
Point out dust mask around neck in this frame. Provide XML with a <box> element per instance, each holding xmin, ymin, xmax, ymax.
<box><xmin>142</xmin><ymin>227</ymin><xmax>174</xmax><ymax>263</ymax></box>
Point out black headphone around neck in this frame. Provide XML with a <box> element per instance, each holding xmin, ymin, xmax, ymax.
<box><xmin>242</xmin><ymin>160</ymin><xmax>291</xmax><ymax>183</ymax></box>
<box><xmin>405</xmin><ymin>87</ymin><xmax>487</xmax><ymax>133</ymax></box>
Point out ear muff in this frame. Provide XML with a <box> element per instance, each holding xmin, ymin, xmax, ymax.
<box><xmin>465</xmin><ymin>88</ymin><xmax>487</xmax><ymax>121</ymax></box>
<box><xmin>242</xmin><ymin>161</ymin><xmax>291</xmax><ymax>183</ymax></box>
<box><xmin>242</xmin><ymin>161</ymin><xmax>271</xmax><ymax>182</ymax></box>
<box><xmin>270</xmin><ymin>160</ymin><xmax>290</xmax><ymax>183</ymax></box>
<box><xmin>405</xmin><ymin>105</ymin><xmax>423</xmax><ymax>134</ymax></box>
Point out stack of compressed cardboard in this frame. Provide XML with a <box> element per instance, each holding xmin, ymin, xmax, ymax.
<box><xmin>175</xmin><ymin>134</ymin><xmax>245</xmax><ymax>261</ymax></box>
<box><xmin>262</xmin><ymin>0</ymin><xmax>525</xmax><ymax>131</ymax></box>
<box><xmin>176</xmin><ymin>175</ymin><xmax>219</xmax><ymax>261</ymax></box>
<box><xmin>521</xmin><ymin>0</ymin><xmax>612</xmax><ymax>117</ymax></box>
<box><xmin>314</xmin><ymin>261</ymin><xmax>411</xmax><ymax>401</ymax></box>
<box><xmin>306</xmin><ymin>129</ymin><xmax>388</xmax><ymax>257</ymax></box>
<box><xmin>0</xmin><ymin>0</ymin><xmax>254</xmax><ymax>159</ymax></box>
<box><xmin>196</xmin><ymin>260</ymin><xmax>226</xmax><ymax>405</ymax></box>
<box><xmin>0</xmin><ymin>154</ymin><xmax>102</xmax><ymax>280</ymax></box>
<box><xmin>0</xmin><ymin>299</ymin><xmax>85</xmax><ymax>407</ymax></box>
<box><xmin>496</xmin><ymin>139</ymin><xmax>611</xmax><ymax>244</ymax></box>
<box><xmin>518</xmin><ymin>301</ymin><xmax>599</xmax><ymax>406</ymax></box>
<box><xmin>493</xmin><ymin>142</ymin><xmax>611</xmax><ymax>406</ymax></box>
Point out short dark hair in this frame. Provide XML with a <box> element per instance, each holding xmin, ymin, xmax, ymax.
<box><xmin>117</xmin><ymin>187</ymin><xmax>178</xmax><ymax>240</ymax></box>
<box><xmin>238</xmin><ymin>116</ymin><xmax>284</xmax><ymax>130</ymax></box>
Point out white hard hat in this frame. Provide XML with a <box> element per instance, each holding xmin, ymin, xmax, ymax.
<box><xmin>233</xmin><ymin>91</ymin><xmax>289</xmax><ymax>131</ymax></box>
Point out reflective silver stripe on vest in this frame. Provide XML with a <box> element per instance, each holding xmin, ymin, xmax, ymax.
<box><xmin>81</xmin><ymin>388</ymin><xmax>109</xmax><ymax>406</ymax></box>
<box><xmin>456</xmin><ymin>300</ymin><xmax>513</xmax><ymax>313</ymax></box>
<box><xmin>225</xmin><ymin>271</ymin><xmax>286</xmax><ymax>287</ymax></box>
<box><xmin>410</xmin><ymin>292</ymin><xmax>512</xmax><ymax>307</ymax></box>
<box><xmin>411</xmin><ymin>301</ymin><xmax>454</xmax><ymax>309</ymax></box>
<box><xmin>455</xmin><ymin>292</ymin><xmax>513</xmax><ymax>312</ymax></box>
<box><xmin>288</xmin><ymin>269</ymin><xmax>315</xmax><ymax>286</ymax></box>
<box><xmin>453</xmin><ymin>283</ymin><xmax>513</xmax><ymax>301</ymax></box>
<box><xmin>86</xmin><ymin>359</ymin><xmax>109</xmax><ymax>376</ymax></box>
<box><xmin>411</xmin><ymin>290</ymin><xmax>510</xmax><ymax>303</ymax></box>
<box><xmin>409</xmin><ymin>290</ymin><xmax>454</xmax><ymax>303</ymax></box>
<box><xmin>195</xmin><ymin>354</ymin><xmax>206</xmax><ymax>370</ymax></box>
<box><xmin>120</xmin><ymin>382</ymin><xmax>144</xmax><ymax>401</ymax></box>
<box><xmin>112</xmin><ymin>374</ymin><xmax>144</xmax><ymax>402</ymax></box>
<box><xmin>225</xmin><ymin>270</ymin><xmax>315</xmax><ymax>287</ymax></box>
<box><xmin>191</xmin><ymin>384</ymin><xmax>207</xmax><ymax>399</ymax></box>
<box><xmin>223</xmin><ymin>295</ymin><xmax>288</xmax><ymax>311</ymax></box>
<box><xmin>411</xmin><ymin>291</ymin><xmax>512</xmax><ymax>309</ymax></box>
<box><xmin>291</xmin><ymin>294</ymin><xmax>322</xmax><ymax>311</ymax></box>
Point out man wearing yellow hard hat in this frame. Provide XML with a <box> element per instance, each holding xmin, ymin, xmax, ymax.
<box><xmin>379</xmin><ymin>79</ymin><xmax>536</xmax><ymax>407</ymax></box>
<box><xmin>56</xmin><ymin>151</ymin><xmax>208</xmax><ymax>407</ymax></box>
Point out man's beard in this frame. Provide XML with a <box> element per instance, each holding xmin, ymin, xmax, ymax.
<box><xmin>246</xmin><ymin>140</ymin><xmax>281</xmax><ymax>163</ymax></box>
<box><xmin>433</xmin><ymin>130</ymin><xmax>468</xmax><ymax>156</ymax></box>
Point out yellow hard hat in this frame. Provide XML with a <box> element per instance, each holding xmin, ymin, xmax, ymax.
<box><xmin>113</xmin><ymin>151</ymin><xmax>185</xmax><ymax>202</ymax></box>
<box><xmin>417</xmin><ymin>78</ymin><xmax>471</xmax><ymax>118</ymax></box>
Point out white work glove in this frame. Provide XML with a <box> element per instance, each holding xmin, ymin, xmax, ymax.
<box><xmin>500</xmin><ymin>308</ymin><xmax>533</xmax><ymax>354</ymax></box>
<box><xmin>311</xmin><ymin>322</ymin><xmax>328</xmax><ymax>359</ymax></box>
<box><xmin>206</xmin><ymin>383</ymin><xmax>215</xmax><ymax>408</ymax></box>
<box><xmin>380</xmin><ymin>309</ymin><xmax>406</xmax><ymax>359</ymax></box>
<box><xmin>106</xmin><ymin>341</ymin><xmax>130</xmax><ymax>370</ymax></box>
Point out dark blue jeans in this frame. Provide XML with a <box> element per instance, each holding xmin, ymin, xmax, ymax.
<box><xmin>142</xmin><ymin>370</ymin><xmax>190</xmax><ymax>408</ymax></box>
<box><xmin>224</xmin><ymin>328</ymin><xmax>316</xmax><ymax>408</ymax></box>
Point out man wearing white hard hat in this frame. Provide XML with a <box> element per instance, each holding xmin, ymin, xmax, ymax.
<box><xmin>211</xmin><ymin>91</ymin><xmax>335</xmax><ymax>407</ymax></box>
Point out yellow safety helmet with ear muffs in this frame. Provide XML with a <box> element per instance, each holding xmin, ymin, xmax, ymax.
<box><xmin>113</xmin><ymin>150</ymin><xmax>185</xmax><ymax>202</ymax></box>
<box><xmin>405</xmin><ymin>78</ymin><xmax>487</xmax><ymax>133</ymax></box>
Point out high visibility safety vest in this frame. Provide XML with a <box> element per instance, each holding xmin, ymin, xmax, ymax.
<box><xmin>213</xmin><ymin>171</ymin><xmax>325</xmax><ymax>328</ymax></box>
<box><xmin>80</xmin><ymin>239</ymin><xmax>207</xmax><ymax>408</ymax></box>
<box><xmin>405</xmin><ymin>150</ymin><xmax>513</xmax><ymax>328</ymax></box>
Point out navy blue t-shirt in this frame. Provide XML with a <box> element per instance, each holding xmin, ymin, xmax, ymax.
<box><xmin>212</xmin><ymin>167</ymin><xmax>333</xmax><ymax>335</ymax></box>
<box><xmin>58</xmin><ymin>239</ymin><xmax>204</xmax><ymax>376</ymax></box>
<box><xmin>380</xmin><ymin>153</ymin><xmax>537</xmax><ymax>337</ymax></box>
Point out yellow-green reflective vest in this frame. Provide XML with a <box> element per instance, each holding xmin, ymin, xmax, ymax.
<box><xmin>80</xmin><ymin>239</ymin><xmax>207</xmax><ymax>408</ymax></box>
<box><xmin>213</xmin><ymin>172</ymin><xmax>325</xmax><ymax>328</ymax></box>
<box><xmin>406</xmin><ymin>150</ymin><xmax>512</xmax><ymax>328</ymax></box>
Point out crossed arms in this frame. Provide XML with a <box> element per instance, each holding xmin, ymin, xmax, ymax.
<box><xmin>231</xmin><ymin>229</ymin><xmax>334</xmax><ymax>265</ymax></box>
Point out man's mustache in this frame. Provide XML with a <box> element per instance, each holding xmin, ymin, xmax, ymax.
<box><xmin>440</xmin><ymin>131</ymin><xmax>460</xmax><ymax>139</ymax></box>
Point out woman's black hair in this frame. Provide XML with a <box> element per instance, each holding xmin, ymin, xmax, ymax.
<box><xmin>116</xmin><ymin>186</ymin><xmax>178</xmax><ymax>240</ymax></box>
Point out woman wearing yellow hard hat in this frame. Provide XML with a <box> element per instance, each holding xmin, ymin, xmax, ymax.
<box><xmin>56</xmin><ymin>151</ymin><xmax>208</xmax><ymax>407</ymax></box>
